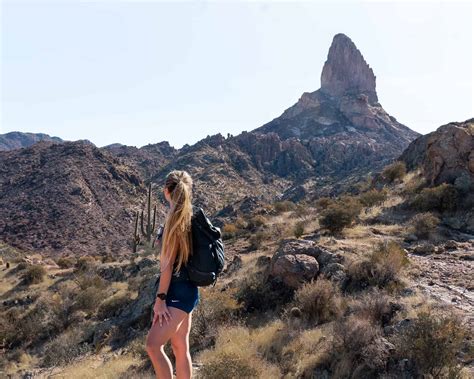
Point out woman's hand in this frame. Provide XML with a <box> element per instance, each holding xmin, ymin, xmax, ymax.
<box><xmin>152</xmin><ymin>299</ymin><xmax>171</xmax><ymax>327</ymax></box>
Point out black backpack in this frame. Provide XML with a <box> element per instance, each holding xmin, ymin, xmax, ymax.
<box><xmin>186</xmin><ymin>205</ymin><xmax>225</xmax><ymax>287</ymax></box>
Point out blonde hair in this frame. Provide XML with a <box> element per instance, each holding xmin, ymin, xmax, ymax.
<box><xmin>160</xmin><ymin>170</ymin><xmax>193</xmax><ymax>274</ymax></box>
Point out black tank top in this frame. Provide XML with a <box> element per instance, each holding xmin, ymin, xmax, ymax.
<box><xmin>171</xmin><ymin>256</ymin><xmax>189</xmax><ymax>282</ymax></box>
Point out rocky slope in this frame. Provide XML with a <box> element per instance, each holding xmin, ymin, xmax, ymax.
<box><xmin>0</xmin><ymin>141</ymin><xmax>146</xmax><ymax>255</ymax></box>
<box><xmin>0</xmin><ymin>131</ymin><xmax>65</xmax><ymax>151</ymax></box>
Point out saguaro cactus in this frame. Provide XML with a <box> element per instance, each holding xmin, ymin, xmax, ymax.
<box><xmin>132</xmin><ymin>211</ymin><xmax>140</xmax><ymax>253</ymax></box>
<box><xmin>140</xmin><ymin>181</ymin><xmax>157</xmax><ymax>245</ymax></box>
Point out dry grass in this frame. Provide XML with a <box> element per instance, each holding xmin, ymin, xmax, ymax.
<box><xmin>280</xmin><ymin>326</ymin><xmax>331</xmax><ymax>378</ymax></box>
<box><xmin>196</xmin><ymin>325</ymin><xmax>282</xmax><ymax>379</ymax></box>
<box><xmin>49</xmin><ymin>354</ymin><xmax>142</xmax><ymax>379</ymax></box>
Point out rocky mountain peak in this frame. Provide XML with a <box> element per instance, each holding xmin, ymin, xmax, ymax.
<box><xmin>320</xmin><ymin>33</ymin><xmax>378</xmax><ymax>104</ymax></box>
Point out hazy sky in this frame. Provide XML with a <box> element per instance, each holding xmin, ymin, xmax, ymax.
<box><xmin>1</xmin><ymin>0</ymin><xmax>472</xmax><ymax>149</ymax></box>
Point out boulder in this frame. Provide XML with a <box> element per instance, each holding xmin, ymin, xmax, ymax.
<box><xmin>270</xmin><ymin>253</ymin><xmax>319</xmax><ymax>289</ymax></box>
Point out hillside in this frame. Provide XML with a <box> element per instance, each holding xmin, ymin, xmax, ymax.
<box><xmin>0</xmin><ymin>141</ymin><xmax>146</xmax><ymax>255</ymax></box>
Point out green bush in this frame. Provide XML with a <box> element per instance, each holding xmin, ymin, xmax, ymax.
<box><xmin>411</xmin><ymin>183</ymin><xmax>459</xmax><ymax>212</ymax></box>
<box><xmin>394</xmin><ymin>310</ymin><xmax>467</xmax><ymax>378</ymax></box>
<box><xmin>382</xmin><ymin>161</ymin><xmax>406</xmax><ymax>183</ymax></box>
<box><xmin>22</xmin><ymin>264</ymin><xmax>46</xmax><ymax>285</ymax></box>
<box><xmin>319</xmin><ymin>197</ymin><xmax>362</xmax><ymax>234</ymax></box>
<box><xmin>293</xmin><ymin>221</ymin><xmax>305</xmax><ymax>238</ymax></box>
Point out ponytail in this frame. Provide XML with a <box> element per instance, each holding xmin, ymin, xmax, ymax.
<box><xmin>160</xmin><ymin>171</ymin><xmax>193</xmax><ymax>274</ymax></box>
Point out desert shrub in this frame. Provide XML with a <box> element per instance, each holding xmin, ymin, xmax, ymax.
<box><xmin>57</xmin><ymin>256</ymin><xmax>76</xmax><ymax>269</ymax></box>
<box><xmin>97</xmin><ymin>292</ymin><xmax>131</xmax><ymax>319</ymax></box>
<box><xmin>234</xmin><ymin>216</ymin><xmax>248</xmax><ymax>229</ymax></box>
<box><xmin>246</xmin><ymin>215</ymin><xmax>267</xmax><ymax>230</ymax></box>
<box><xmin>326</xmin><ymin>315</ymin><xmax>390</xmax><ymax>378</ymax></box>
<box><xmin>349</xmin><ymin>289</ymin><xmax>399</xmax><ymax>327</ymax></box>
<box><xmin>74</xmin><ymin>287</ymin><xmax>106</xmax><ymax>313</ymax></box>
<box><xmin>293</xmin><ymin>221</ymin><xmax>305</xmax><ymax>238</ymax></box>
<box><xmin>42</xmin><ymin>325</ymin><xmax>93</xmax><ymax>367</ymax></box>
<box><xmin>197</xmin><ymin>325</ymin><xmax>281</xmax><ymax>379</ymax></box>
<box><xmin>75</xmin><ymin>256</ymin><xmax>97</xmax><ymax>272</ymax></box>
<box><xmin>393</xmin><ymin>310</ymin><xmax>467</xmax><ymax>378</ymax></box>
<box><xmin>127</xmin><ymin>333</ymin><xmax>149</xmax><ymax>360</ymax></box>
<box><xmin>16</xmin><ymin>261</ymin><xmax>29</xmax><ymax>271</ymax></box>
<box><xmin>293</xmin><ymin>278</ymin><xmax>344</xmax><ymax>326</ymax></box>
<box><xmin>382</xmin><ymin>161</ymin><xmax>406</xmax><ymax>183</ymax></box>
<box><xmin>410</xmin><ymin>212</ymin><xmax>440</xmax><ymax>239</ymax></box>
<box><xmin>222</xmin><ymin>223</ymin><xmax>238</xmax><ymax>240</ymax></box>
<box><xmin>252</xmin><ymin>319</ymin><xmax>294</xmax><ymax>364</ymax></box>
<box><xmin>190</xmin><ymin>286</ymin><xmax>243</xmax><ymax>352</ymax></box>
<box><xmin>359</xmin><ymin>189</ymin><xmax>388</xmax><ymax>207</ymax></box>
<box><xmin>411</xmin><ymin>183</ymin><xmax>459</xmax><ymax>212</ymax></box>
<box><xmin>248</xmin><ymin>230</ymin><xmax>266</xmax><ymax>250</ymax></box>
<box><xmin>292</xmin><ymin>201</ymin><xmax>312</xmax><ymax>218</ymax></box>
<box><xmin>74</xmin><ymin>272</ymin><xmax>107</xmax><ymax>291</ymax></box>
<box><xmin>0</xmin><ymin>308</ymin><xmax>22</xmax><ymax>348</ymax></box>
<box><xmin>274</xmin><ymin>200</ymin><xmax>297</xmax><ymax>213</ymax></box>
<box><xmin>13</xmin><ymin>292</ymin><xmax>75</xmax><ymax>348</ymax></box>
<box><xmin>21</xmin><ymin>264</ymin><xmax>46</xmax><ymax>285</ymax></box>
<box><xmin>319</xmin><ymin>197</ymin><xmax>362</xmax><ymax>234</ymax></box>
<box><xmin>234</xmin><ymin>266</ymin><xmax>294</xmax><ymax>314</ymax></box>
<box><xmin>345</xmin><ymin>240</ymin><xmax>408</xmax><ymax>292</ymax></box>
<box><xmin>101</xmin><ymin>253</ymin><xmax>115</xmax><ymax>263</ymax></box>
<box><xmin>315</xmin><ymin>196</ymin><xmax>334</xmax><ymax>210</ymax></box>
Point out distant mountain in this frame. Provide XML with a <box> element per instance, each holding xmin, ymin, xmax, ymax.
<box><xmin>0</xmin><ymin>131</ymin><xmax>65</xmax><ymax>151</ymax></box>
<box><xmin>0</xmin><ymin>33</ymin><xmax>424</xmax><ymax>256</ymax></box>
<box><xmin>248</xmin><ymin>33</ymin><xmax>419</xmax><ymax>181</ymax></box>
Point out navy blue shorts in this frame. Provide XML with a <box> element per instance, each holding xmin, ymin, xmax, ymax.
<box><xmin>159</xmin><ymin>278</ymin><xmax>200</xmax><ymax>314</ymax></box>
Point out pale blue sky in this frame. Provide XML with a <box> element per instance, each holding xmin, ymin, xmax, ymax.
<box><xmin>1</xmin><ymin>1</ymin><xmax>472</xmax><ymax>149</ymax></box>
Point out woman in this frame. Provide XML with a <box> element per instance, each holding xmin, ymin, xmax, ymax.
<box><xmin>146</xmin><ymin>170</ymin><xmax>200</xmax><ymax>379</ymax></box>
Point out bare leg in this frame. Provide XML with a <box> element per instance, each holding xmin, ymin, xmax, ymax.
<box><xmin>146</xmin><ymin>306</ymin><xmax>188</xmax><ymax>379</ymax></box>
<box><xmin>170</xmin><ymin>310</ymin><xmax>193</xmax><ymax>379</ymax></box>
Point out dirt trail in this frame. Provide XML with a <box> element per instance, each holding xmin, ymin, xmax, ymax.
<box><xmin>409</xmin><ymin>249</ymin><xmax>474</xmax><ymax>328</ymax></box>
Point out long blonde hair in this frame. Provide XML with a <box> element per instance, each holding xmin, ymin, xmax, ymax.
<box><xmin>160</xmin><ymin>170</ymin><xmax>193</xmax><ymax>274</ymax></box>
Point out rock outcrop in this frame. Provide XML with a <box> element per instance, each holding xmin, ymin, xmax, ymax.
<box><xmin>269</xmin><ymin>239</ymin><xmax>346</xmax><ymax>289</ymax></box>
<box><xmin>400</xmin><ymin>118</ymin><xmax>474</xmax><ymax>188</ymax></box>
<box><xmin>321</xmin><ymin>33</ymin><xmax>378</xmax><ymax>104</ymax></box>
